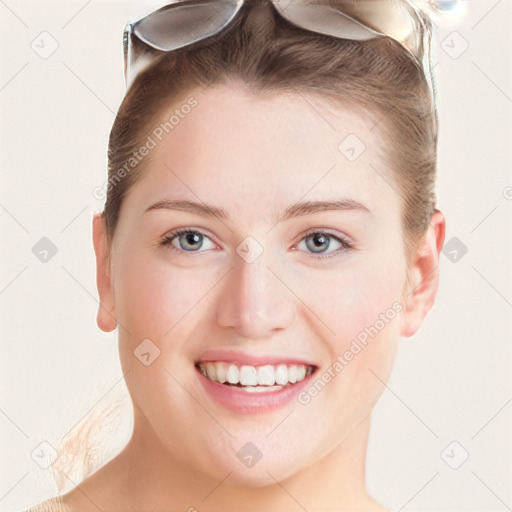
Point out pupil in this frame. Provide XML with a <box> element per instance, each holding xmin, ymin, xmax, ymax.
<box><xmin>182</xmin><ymin>232</ymin><xmax>202</xmax><ymax>250</ymax></box>
<box><xmin>309</xmin><ymin>234</ymin><xmax>329</xmax><ymax>252</ymax></box>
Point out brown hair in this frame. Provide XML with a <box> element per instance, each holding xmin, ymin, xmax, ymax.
<box><xmin>104</xmin><ymin>0</ymin><xmax>437</xmax><ymax>264</ymax></box>
<box><xmin>52</xmin><ymin>0</ymin><xmax>438</xmax><ymax>493</ymax></box>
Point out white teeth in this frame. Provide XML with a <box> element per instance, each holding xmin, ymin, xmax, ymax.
<box><xmin>197</xmin><ymin>361</ymin><xmax>314</xmax><ymax>387</ymax></box>
<box><xmin>216</xmin><ymin>362</ymin><xmax>227</xmax><ymax>383</ymax></box>
<box><xmin>274</xmin><ymin>364</ymin><xmax>288</xmax><ymax>385</ymax></box>
<box><xmin>237</xmin><ymin>384</ymin><xmax>284</xmax><ymax>393</ymax></box>
<box><xmin>206</xmin><ymin>362</ymin><xmax>216</xmax><ymax>382</ymax></box>
<box><xmin>288</xmin><ymin>365</ymin><xmax>297</xmax><ymax>384</ymax></box>
<box><xmin>257</xmin><ymin>365</ymin><xmax>275</xmax><ymax>385</ymax></box>
<box><xmin>239</xmin><ymin>365</ymin><xmax>258</xmax><ymax>386</ymax></box>
<box><xmin>226</xmin><ymin>364</ymin><xmax>239</xmax><ymax>384</ymax></box>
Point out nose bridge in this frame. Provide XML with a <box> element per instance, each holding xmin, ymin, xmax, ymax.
<box><xmin>215</xmin><ymin>239</ymin><xmax>295</xmax><ymax>337</ymax></box>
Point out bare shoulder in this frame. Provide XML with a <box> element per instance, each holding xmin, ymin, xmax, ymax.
<box><xmin>20</xmin><ymin>496</ymin><xmax>73</xmax><ymax>512</ymax></box>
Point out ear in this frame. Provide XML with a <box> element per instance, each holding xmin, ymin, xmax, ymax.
<box><xmin>400</xmin><ymin>209</ymin><xmax>446</xmax><ymax>338</ymax></box>
<box><xmin>92</xmin><ymin>212</ymin><xmax>117</xmax><ymax>332</ymax></box>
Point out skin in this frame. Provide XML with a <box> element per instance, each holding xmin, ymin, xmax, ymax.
<box><xmin>61</xmin><ymin>81</ymin><xmax>445</xmax><ymax>511</ymax></box>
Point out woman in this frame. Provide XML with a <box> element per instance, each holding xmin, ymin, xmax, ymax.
<box><xmin>23</xmin><ymin>0</ymin><xmax>445</xmax><ymax>510</ymax></box>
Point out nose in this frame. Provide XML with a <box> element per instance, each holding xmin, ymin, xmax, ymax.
<box><xmin>215</xmin><ymin>247</ymin><xmax>295</xmax><ymax>339</ymax></box>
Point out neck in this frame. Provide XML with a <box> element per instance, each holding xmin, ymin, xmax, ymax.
<box><xmin>106</xmin><ymin>408</ymin><xmax>376</xmax><ymax>511</ymax></box>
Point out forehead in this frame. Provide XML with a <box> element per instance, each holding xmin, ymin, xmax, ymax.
<box><xmin>124</xmin><ymin>82</ymin><xmax>398</xmax><ymax>224</ymax></box>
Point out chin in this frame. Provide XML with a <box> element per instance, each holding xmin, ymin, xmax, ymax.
<box><xmin>213</xmin><ymin>462</ymin><xmax>300</xmax><ymax>488</ymax></box>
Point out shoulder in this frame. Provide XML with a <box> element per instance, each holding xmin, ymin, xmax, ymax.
<box><xmin>19</xmin><ymin>496</ymin><xmax>73</xmax><ymax>512</ymax></box>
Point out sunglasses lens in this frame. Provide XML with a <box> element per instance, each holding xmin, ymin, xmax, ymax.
<box><xmin>125</xmin><ymin>0</ymin><xmax>436</xmax><ymax>113</ymax></box>
<box><xmin>273</xmin><ymin>1</ymin><xmax>424</xmax><ymax>56</ymax></box>
<box><xmin>134</xmin><ymin>0</ymin><xmax>240</xmax><ymax>51</ymax></box>
<box><xmin>272</xmin><ymin>0</ymin><xmax>383</xmax><ymax>41</ymax></box>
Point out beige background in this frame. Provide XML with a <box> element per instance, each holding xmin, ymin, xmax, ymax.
<box><xmin>1</xmin><ymin>1</ymin><xmax>511</xmax><ymax>511</ymax></box>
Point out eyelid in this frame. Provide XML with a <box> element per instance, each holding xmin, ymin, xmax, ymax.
<box><xmin>161</xmin><ymin>226</ymin><xmax>219</xmax><ymax>241</ymax></box>
<box><xmin>159</xmin><ymin>227</ymin><xmax>218</xmax><ymax>253</ymax></box>
<box><xmin>159</xmin><ymin>226</ymin><xmax>355</xmax><ymax>258</ymax></box>
<box><xmin>299</xmin><ymin>227</ymin><xmax>353</xmax><ymax>244</ymax></box>
<box><xmin>294</xmin><ymin>228</ymin><xmax>354</xmax><ymax>259</ymax></box>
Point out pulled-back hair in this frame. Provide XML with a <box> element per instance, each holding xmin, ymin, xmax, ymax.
<box><xmin>52</xmin><ymin>0</ymin><xmax>438</xmax><ymax>494</ymax></box>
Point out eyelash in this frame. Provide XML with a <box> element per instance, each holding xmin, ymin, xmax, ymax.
<box><xmin>158</xmin><ymin>228</ymin><xmax>354</xmax><ymax>260</ymax></box>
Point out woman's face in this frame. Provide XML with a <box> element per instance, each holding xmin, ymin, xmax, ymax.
<box><xmin>101</xmin><ymin>82</ymin><xmax>414</xmax><ymax>485</ymax></box>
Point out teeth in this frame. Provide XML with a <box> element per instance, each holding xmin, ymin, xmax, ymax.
<box><xmin>206</xmin><ymin>363</ymin><xmax>216</xmax><ymax>382</ymax></box>
<box><xmin>275</xmin><ymin>364</ymin><xmax>288</xmax><ymax>385</ymax></box>
<box><xmin>215</xmin><ymin>362</ymin><xmax>227</xmax><ymax>383</ymax></box>
<box><xmin>239</xmin><ymin>365</ymin><xmax>258</xmax><ymax>386</ymax></box>
<box><xmin>226</xmin><ymin>364</ymin><xmax>239</xmax><ymax>384</ymax></box>
<box><xmin>197</xmin><ymin>361</ymin><xmax>314</xmax><ymax>387</ymax></box>
<box><xmin>234</xmin><ymin>384</ymin><xmax>284</xmax><ymax>393</ymax></box>
<box><xmin>257</xmin><ymin>365</ymin><xmax>275</xmax><ymax>385</ymax></box>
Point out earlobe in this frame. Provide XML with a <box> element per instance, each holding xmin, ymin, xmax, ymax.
<box><xmin>92</xmin><ymin>212</ymin><xmax>118</xmax><ymax>333</ymax></box>
<box><xmin>400</xmin><ymin>209</ymin><xmax>446</xmax><ymax>338</ymax></box>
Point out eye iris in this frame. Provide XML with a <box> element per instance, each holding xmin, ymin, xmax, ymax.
<box><xmin>306</xmin><ymin>233</ymin><xmax>330</xmax><ymax>253</ymax></box>
<box><xmin>179</xmin><ymin>232</ymin><xmax>203</xmax><ymax>251</ymax></box>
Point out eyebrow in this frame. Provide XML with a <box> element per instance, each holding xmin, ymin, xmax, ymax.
<box><xmin>144</xmin><ymin>198</ymin><xmax>372</xmax><ymax>222</ymax></box>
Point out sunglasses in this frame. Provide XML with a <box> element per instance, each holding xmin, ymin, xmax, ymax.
<box><xmin>123</xmin><ymin>0</ymin><xmax>437</xmax><ymax>110</ymax></box>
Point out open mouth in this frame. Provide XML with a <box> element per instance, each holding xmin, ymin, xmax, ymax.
<box><xmin>195</xmin><ymin>361</ymin><xmax>318</xmax><ymax>392</ymax></box>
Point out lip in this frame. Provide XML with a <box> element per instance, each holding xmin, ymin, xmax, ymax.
<box><xmin>195</xmin><ymin>348</ymin><xmax>317</xmax><ymax>368</ymax></box>
<box><xmin>194</xmin><ymin>363</ymin><xmax>318</xmax><ymax>415</ymax></box>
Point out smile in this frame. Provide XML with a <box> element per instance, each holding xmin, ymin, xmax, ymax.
<box><xmin>194</xmin><ymin>360</ymin><xmax>318</xmax><ymax>414</ymax></box>
<box><xmin>196</xmin><ymin>361</ymin><xmax>315</xmax><ymax>390</ymax></box>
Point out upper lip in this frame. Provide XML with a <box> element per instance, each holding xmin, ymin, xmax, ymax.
<box><xmin>195</xmin><ymin>349</ymin><xmax>318</xmax><ymax>368</ymax></box>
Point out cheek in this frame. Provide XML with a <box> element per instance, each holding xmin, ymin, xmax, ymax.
<box><xmin>113</xmin><ymin>250</ymin><xmax>214</xmax><ymax>340</ymax></box>
<box><xmin>298</xmin><ymin>255</ymin><xmax>405</xmax><ymax>350</ymax></box>
<box><xmin>113</xmin><ymin>252</ymin><xmax>214</xmax><ymax>424</ymax></box>
<box><xmin>294</xmin><ymin>254</ymin><xmax>403</xmax><ymax>415</ymax></box>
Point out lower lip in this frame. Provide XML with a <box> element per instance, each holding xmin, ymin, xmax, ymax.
<box><xmin>195</xmin><ymin>365</ymin><xmax>317</xmax><ymax>415</ymax></box>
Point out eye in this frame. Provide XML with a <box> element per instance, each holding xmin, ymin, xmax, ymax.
<box><xmin>296</xmin><ymin>229</ymin><xmax>354</xmax><ymax>260</ymax></box>
<box><xmin>159</xmin><ymin>228</ymin><xmax>216</xmax><ymax>254</ymax></box>
<box><xmin>159</xmin><ymin>227</ymin><xmax>354</xmax><ymax>259</ymax></box>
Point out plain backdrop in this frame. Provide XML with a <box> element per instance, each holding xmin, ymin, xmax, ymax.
<box><xmin>1</xmin><ymin>1</ymin><xmax>511</xmax><ymax>511</ymax></box>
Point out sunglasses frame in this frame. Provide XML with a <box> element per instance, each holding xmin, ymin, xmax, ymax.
<box><xmin>122</xmin><ymin>0</ymin><xmax>437</xmax><ymax>112</ymax></box>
